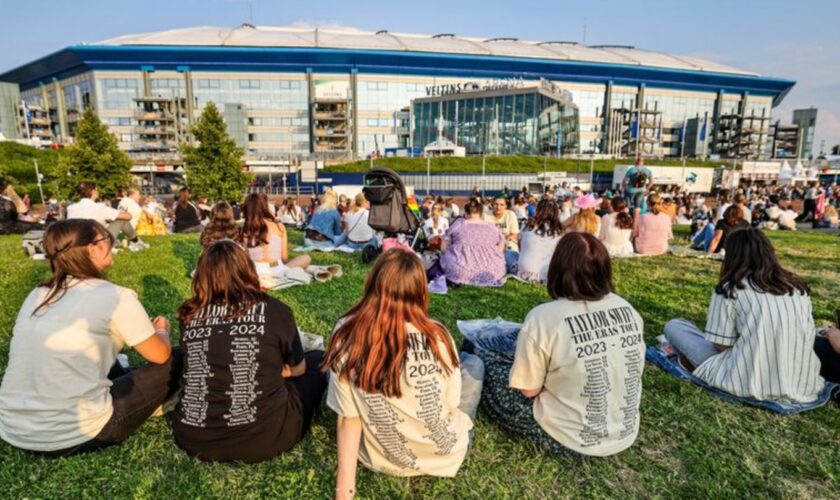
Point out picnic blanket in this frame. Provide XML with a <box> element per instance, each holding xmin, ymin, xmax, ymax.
<box><xmin>457</xmin><ymin>317</ymin><xmax>521</xmax><ymax>358</ymax></box>
<box><xmin>293</xmin><ymin>245</ymin><xmax>356</xmax><ymax>253</ymax></box>
<box><xmin>645</xmin><ymin>345</ymin><xmax>837</xmax><ymax>415</ymax></box>
<box><xmin>668</xmin><ymin>245</ymin><xmax>724</xmax><ymax>260</ymax></box>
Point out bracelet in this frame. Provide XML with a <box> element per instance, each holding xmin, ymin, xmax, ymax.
<box><xmin>155</xmin><ymin>329</ymin><xmax>170</xmax><ymax>336</ymax></box>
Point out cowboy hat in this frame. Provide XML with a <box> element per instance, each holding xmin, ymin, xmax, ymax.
<box><xmin>574</xmin><ymin>193</ymin><xmax>600</xmax><ymax>210</ymax></box>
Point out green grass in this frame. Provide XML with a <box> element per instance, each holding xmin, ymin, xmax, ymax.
<box><xmin>0</xmin><ymin>228</ymin><xmax>838</xmax><ymax>498</ymax></box>
<box><xmin>325</xmin><ymin>156</ymin><xmax>730</xmax><ymax>174</ymax></box>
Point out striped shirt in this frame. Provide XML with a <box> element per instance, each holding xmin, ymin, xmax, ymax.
<box><xmin>694</xmin><ymin>287</ymin><xmax>824</xmax><ymax>403</ymax></box>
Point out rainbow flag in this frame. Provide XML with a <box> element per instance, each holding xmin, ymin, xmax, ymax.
<box><xmin>407</xmin><ymin>195</ymin><xmax>421</xmax><ymax>216</ymax></box>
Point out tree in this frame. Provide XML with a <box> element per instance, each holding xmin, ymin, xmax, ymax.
<box><xmin>55</xmin><ymin>108</ymin><xmax>133</xmax><ymax>199</ymax></box>
<box><xmin>181</xmin><ymin>102</ymin><xmax>250</xmax><ymax>202</ymax></box>
<box><xmin>832</xmin><ymin>144</ymin><xmax>840</xmax><ymax>156</ymax></box>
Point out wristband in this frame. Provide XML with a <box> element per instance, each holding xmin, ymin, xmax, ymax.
<box><xmin>155</xmin><ymin>329</ymin><xmax>170</xmax><ymax>336</ymax></box>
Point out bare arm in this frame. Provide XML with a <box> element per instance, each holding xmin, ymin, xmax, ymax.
<box><xmin>116</xmin><ymin>211</ymin><xmax>132</xmax><ymax>221</ymax></box>
<box><xmin>519</xmin><ymin>387</ymin><xmax>542</xmax><ymax>398</ymax></box>
<box><xmin>133</xmin><ymin>316</ymin><xmax>172</xmax><ymax>364</ymax></box>
<box><xmin>281</xmin><ymin>358</ymin><xmax>306</xmax><ymax>378</ymax></box>
<box><xmin>335</xmin><ymin>415</ymin><xmax>363</xmax><ymax>500</ymax></box>
<box><xmin>707</xmin><ymin>229</ymin><xmax>723</xmax><ymax>254</ymax></box>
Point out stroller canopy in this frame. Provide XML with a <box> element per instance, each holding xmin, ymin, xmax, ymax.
<box><xmin>363</xmin><ymin>167</ymin><xmax>421</xmax><ymax>235</ymax></box>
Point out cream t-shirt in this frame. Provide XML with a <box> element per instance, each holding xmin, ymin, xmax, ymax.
<box><xmin>66</xmin><ymin>198</ymin><xmax>120</xmax><ymax>226</ymax></box>
<box><xmin>0</xmin><ymin>279</ymin><xmax>155</xmax><ymax>451</ymax></box>
<box><xmin>326</xmin><ymin>324</ymin><xmax>472</xmax><ymax>477</ymax></box>
<box><xmin>509</xmin><ymin>294</ymin><xmax>645</xmax><ymax>456</ymax></box>
<box><xmin>484</xmin><ymin>210</ymin><xmax>520</xmax><ymax>251</ymax></box>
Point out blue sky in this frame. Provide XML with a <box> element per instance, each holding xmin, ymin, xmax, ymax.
<box><xmin>2</xmin><ymin>0</ymin><xmax>838</xmax><ymax>149</ymax></box>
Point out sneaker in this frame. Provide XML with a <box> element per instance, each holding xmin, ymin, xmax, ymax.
<box><xmin>128</xmin><ymin>241</ymin><xmax>144</xmax><ymax>252</ymax></box>
<box><xmin>136</xmin><ymin>239</ymin><xmax>150</xmax><ymax>249</ymax></box>
<box><xmin>111</xmin><ymin>247</ymin><xmax>121</xmax><ymax>255</ymax></box>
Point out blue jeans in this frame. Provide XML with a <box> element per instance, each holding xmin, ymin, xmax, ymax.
<box><xmin>626</xmin><ymin>191</ymin><xmax>646</xmax><ymax>212</ymax></box>
<box><xmin>345</xmin><ymin>236</ymin><xmax>380</xmax><ymax>251</ymax></box>
<box><xmin>504</xmin><ymin>250</ymin><xmax>519</xmax><ymax>275</ymax></box>
<box><xmin>664</xmin><ymin>319</ymin><xmax>719</xmax><ymax>369</ymax></box>
<box><xmin>459</xmin><ymin>352</ymin><xmax>484</xmax><ymax>420</ymax></box>
<box><xmin>304</xmin><ymin>233</ymin><xmax>347</xmax><ymax>248</ymax></box>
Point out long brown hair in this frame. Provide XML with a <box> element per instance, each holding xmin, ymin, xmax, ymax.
<box><xmin>716</xmin><ymin>227</ymin><xmax>809</xmax><ymax>299</ymax></box>
<box><xmin>177</xmin><ymin>240</ymin><xmax>268</xmax><ymax>324</ymax></box>
<box><xmin>239</xmin><ymin>193</ymin><xmax>275</xmax><ymax>248</ymax></box>
<box><xmin>526</xmin><ymin>198</ymin><xmax>563</xmax><ymax>237</ymax></box>
<box><xmin>34</xmin><ymin>219</ymin><xmax>112</xmax><ymax>316</ymax></box>
<box><xmin>723</xmin><ymin>204</ymin><xmax>743</xmax><ymax>228</ymax></box>
<box><xmin>322</xmin><ymin>249</ymin><xmax>459</xmax><ymax>398</ymax></box>
<box><xmin>200</xmin><ymin>201</ymin><xmax>239</xmax><ymax>248</ymax></box>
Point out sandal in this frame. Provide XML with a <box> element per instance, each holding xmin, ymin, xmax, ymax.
<box><xmin>326</xmin><ymin>264</ymin><xmax>343</xmax><ymax>278</ymax></box>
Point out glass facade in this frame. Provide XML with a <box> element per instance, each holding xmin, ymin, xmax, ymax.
<box><xmin>412</xmin><ymin>90</ymin><xmax>579</xmax><ymax>156</ymax></box>
<box><xmin>12</xmin><ymin>68</ymin><xmax>778</xmax><ymax>161</ymax></box>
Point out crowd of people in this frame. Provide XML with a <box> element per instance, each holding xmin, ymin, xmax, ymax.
<box><xmin>0</xmin><ymin>175</ymin><xmax>839</xmax><ymax>498</ymax></box>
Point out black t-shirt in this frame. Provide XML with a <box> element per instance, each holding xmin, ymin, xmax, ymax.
<box><xmin>172</xmin><ymin>297</ymin><xmax>305</xmax><ymax>463</ymax></box>
<box><xmin>712</xmin><ymin>219</ymin><xmax>749</xmax><ymax>253</ymax></box>
<box><xmin>174</xmin><ymin>203</ymin><xmax>201</xmax><ymax>232</ymax></box>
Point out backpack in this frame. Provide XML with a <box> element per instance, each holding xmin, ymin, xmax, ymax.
<box><xmin>22</xmin><ymin>230</ymin><xmax>46</xmax><ymax>257</ymax></box>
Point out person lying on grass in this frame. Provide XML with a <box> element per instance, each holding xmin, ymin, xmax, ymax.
<box><xmin>476</xmin><ymin>232</ymin><xmax>645</xmax><ymax>457</ymax></box>
<box><xmin>665</xmin><ymin>227</ymin><xmax>825</xmax><ymax>403</ymax></box>
<box><xmin>172</xmin><ymin>239</ymin><xmax>326</xmax><ymax>463</ymax></box>
<box><xmin>323</xmin><ymin>249</ymin><xmax>484</xmax><ymax>499</ymax></box>
<box><xmin>0</xmin><ymin>219</ymin><xmax>180</xmax><ymax>457</ymax></box>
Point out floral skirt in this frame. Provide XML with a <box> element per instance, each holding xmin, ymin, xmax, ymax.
<box><xmin>479</xmin><ymin>349</ymin><xmax>580</xmax><ymax>459</ymax></box>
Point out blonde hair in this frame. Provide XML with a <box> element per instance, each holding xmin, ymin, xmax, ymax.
<box><xmin>571</xmin><ymin>208</ymin><xmax>599</xmax><ymax>235</ymax></box>
<box><xmin>318</xmin><ymin>191</ymin><xmax>337</xmax><ymax>211</ymax></box>
<box><xmin>648</xmin><ymin>193</ymin><xmax>662</xmax><ymax>215</ymax></box>
<box><xmin>354</xmin><ymin>193</ymin><xmax>366</xmax><ymax>207</ymax></box>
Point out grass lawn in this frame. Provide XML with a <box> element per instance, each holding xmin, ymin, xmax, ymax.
<box><xmin>325</xmin><ymin>156</ymin><xmax>729</xmax><ymax>175</ymax></box>
<box><xmin>0</xmin><ymin>228</ymin><xmax>838</xmax><ymax>498</ymax></box>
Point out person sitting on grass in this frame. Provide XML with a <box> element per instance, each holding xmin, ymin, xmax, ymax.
<box><xmin>343</xmin><ymin>193</ymin><xmax>378</xmax><ymax>251</ymax></box>
<box><xmin>815</xmin><ymin>321</ymin><xmax>840</xmax><ymax>387</ymax></box>
<box><xmin>484</xmin><ymin>194</ymin><xmax>520</xmax><ymax>273</ymax></box>
<box><xmin>707</xmin><ymin>205</ymin><xmax>748</xmax><ymax>254</ymax></box>
<box><xmin>239</xmin><ymin>193</ymin><xmax>311</xmax><ymax>272</ymax></box>
<box><xmin>0</xmin><ymin>182</ymin><xmax>39</xmax><ymax>234</ymax></box>
<box><xmin>199</xmin><ymin>201</ymin><xmax>240</xmax><ymax>248</ymax></box>
<box><xmin>0</xmin><ymin>219</ymin><xmax>180</xmax><ymax>457</ymax></box>
<box><xmin>565</xmin><ymin>194</ymin><xmax>601</xmax><ymax>236</ymax></box>
<box><xmin>477</xmin><ymin>233</ymin><xmax>645</xmax><ymax>457</ymax></box>
<box><xmin>323</xmin><ymin>250</ymin><xmax>483</xmax><ymax>498</ymax></box>
<box><xmin>599</xmin><ymin>197</ymin><xmax>634</xmax><ymax>257</ymax></box>
<box><xmin>664</xmin><ymin>228</ymin><xmax>825</xmax><ymax>403</ymax></box>
<box><xmin>66</xmin><ymin>181</ymin><xmax>145</xmax><ymax>251</ymax></box>
<box><xmin>172</xmin><ymin>188</ymin><xmax>203</xmax><ymax>234</ymax></box>
<box><xmin>440</xmin><ymin>199</ymin><xmax>506</xmax><ymax>287</ymax></box>
<box><xmin>632</xmin><ymin>193</ymin><xmax>672</xmax><ymax>256</ymax></box>
<box><xmin>516</xmin><ymin>198</ymin><xmax>563</xmax><ymax>284</ymax></box>
<box><xmin>305</xmin><ymin>191</ymin><xmax>347</xmax><ymax>248</ymax></box>
<box><xmin>172</xmin><ymin>240</ymin><xmax>326</xmax><ymax>463</ymax></box>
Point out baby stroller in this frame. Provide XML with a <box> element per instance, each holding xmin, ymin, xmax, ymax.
<box><xmin>363</xmin><ymin>167</ymin><xmax>425</xmax><ymax>258</ymax></box>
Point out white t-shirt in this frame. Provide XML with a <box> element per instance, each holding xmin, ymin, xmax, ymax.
<box><xmin>326</xmin><ymin>324</ymin><xmax>472</xmax><ymax>477</ymax></box>
<box><xmin>67</xmin><ymin>198</ymin><xmax>120</xmax><ymax>226</ymax></box>
<box><xmin>117</xmin><ymin>197</ymin><xmax>143</xmax><ymax>228</ymax></box>
<box><xmin>0</xmin><ymin>279</ymin><xmax>155</xmax><ymax>451</ymax></box>
<box><xmin>423</xmin><ymin>217</ymin><xmax>450</xmax><ymax>239</ymax></box>
<box><xmin>517</xmin><ymin>230</ymin><xmax>561</xmax><ymax>283</ymax></box>
<box><xmin>509</xmin><ymin>294</ymin><xmax>645</xmax><ymax>457</ymax></box>
<box><xmin>484</xmin><ymin>210</ymin><xmax>520</xmax><ymax>252</ymax></box>
<box><xmin>695</xmin><ymin>288</ymin><xmax>824</xmax><ymax>403</ymax></box>
<box><xmin>599</xmin><ymin>213</ymin><xmax>634</xmax><ymax>257</ymax></box>
<box><xmin>344</xmin><ymin>208</ymin><xmax>375</xmax><ymax>242</ymax></box>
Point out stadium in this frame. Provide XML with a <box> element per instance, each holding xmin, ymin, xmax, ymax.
<box><xmin>0</xmin><ymin>24</ymin><xmax>795</xmax><ymax>166</ymax></box>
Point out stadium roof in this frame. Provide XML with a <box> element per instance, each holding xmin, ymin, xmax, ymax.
<box><xmin>97</xmin><ymin>24</ymin><xmax>758</xmax><ymax>77</ymax></box>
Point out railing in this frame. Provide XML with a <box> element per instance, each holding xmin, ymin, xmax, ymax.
<box><xmin>247</xmin><ymin>186</ymin><xmax>315</xmax><ymax>196</ymax></box>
